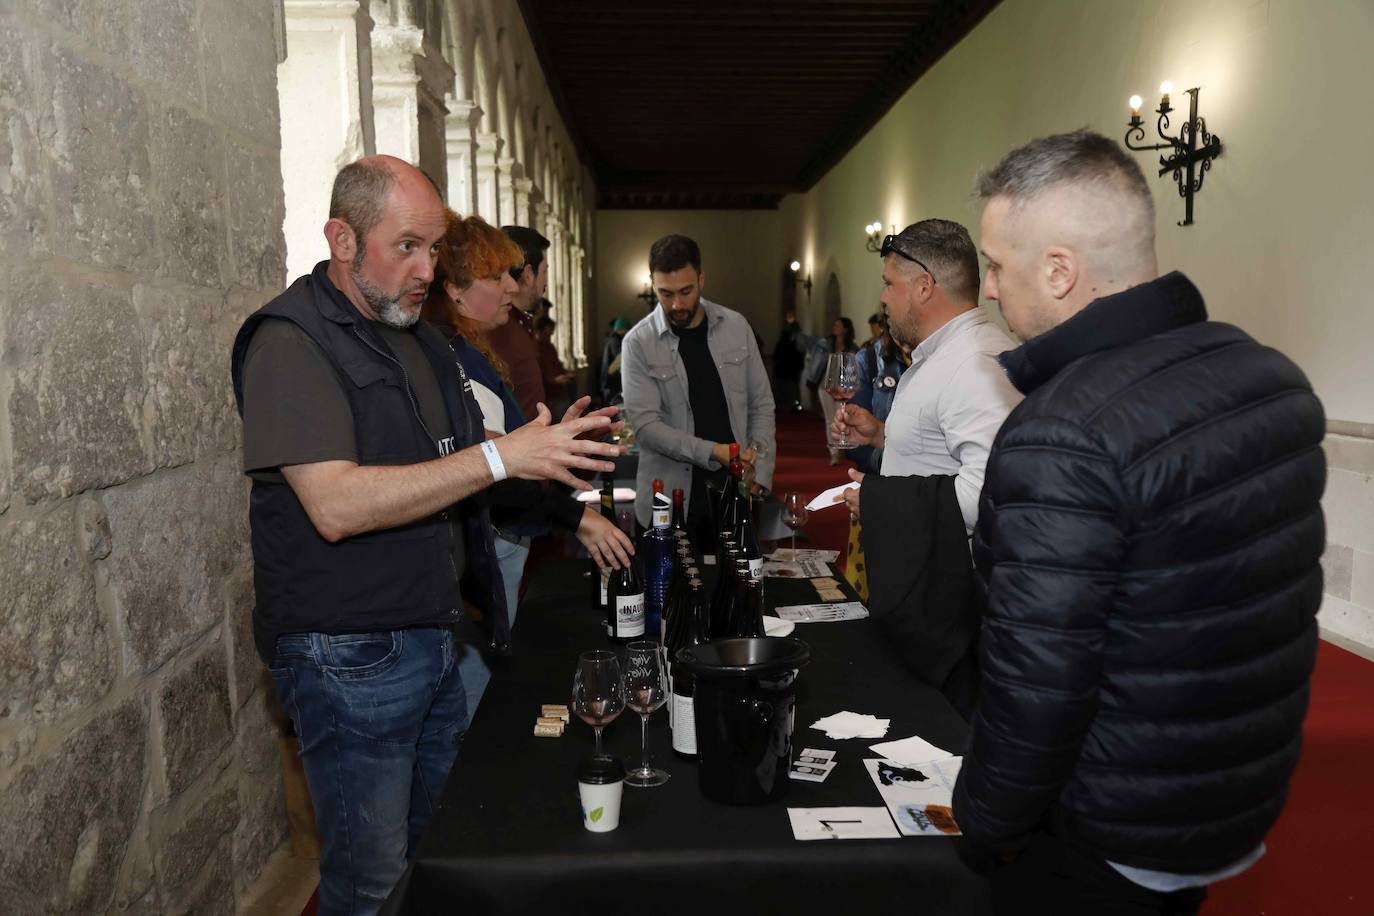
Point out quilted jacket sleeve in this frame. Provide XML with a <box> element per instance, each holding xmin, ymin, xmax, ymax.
<box><xmin>953</xmin><ymin>414</ymin><xmax>1128</xmax><ymax>857</ymax></box>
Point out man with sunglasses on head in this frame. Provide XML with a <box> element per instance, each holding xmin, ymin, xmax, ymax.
<box><xmin>832</xmin><ymin>219</ymin><xmax>1021</xmax><ymax>713</ymax></box>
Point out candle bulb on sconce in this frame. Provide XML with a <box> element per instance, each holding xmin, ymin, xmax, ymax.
<box><xmin>863</xmin><ymin>222</ymin><xmax>889</xmax><ymax>253</ymax></box>
<box><xmin>789</xmin><ymin>260</ymin><xmax>812</xmax><ymax>295</ymax></box>
<box><xmin>1123</xmin><ymin>81</ymin><xmax>1222</xmax><ymax>226</ymax></box>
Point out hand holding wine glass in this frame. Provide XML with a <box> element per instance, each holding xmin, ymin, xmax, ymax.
<box><xmin>623</xmin><ymin>641</ymin><xmax>670</xmax><ymax>787</ymax></box>
<box><xmin>571</xmin><ymin>650</ymin><xmax>625</xmax><ymax>757</ymax></box>
<box><xmin>780</xmin><ymin>492</ymin><xmax>809</xmax><ymax>559</ymax></box>
<box><xmin>831</xmin><ymin>402</ymin><xmax>884</xmax><ymax>449</ymax></box>
<box><xmin>824</xmin><ymin>352</ymin><xmax>860</xmax><ymax>448</ymax></box>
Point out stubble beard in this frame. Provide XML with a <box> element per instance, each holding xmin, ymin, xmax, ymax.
<box><xmin>353</xmin><ymin>244</ymin><xmax>421</xmax><ymax>329</ymax></box>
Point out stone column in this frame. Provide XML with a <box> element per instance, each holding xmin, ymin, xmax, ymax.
<box><xmin>532</xmin><ymin>197</ymin><xmax>551</xmax><ymax>236</ymax></box>
<box><xmin>278</xmin><ymin>0</ymin><xmax>376</xmax><ymax>279</ymax></box>
<box><xmin>570</xmin><ymin>244</ymin><xmax>589</xmax><ymax>366</ymax></box>
<box><xmin>474</xmin><ymin>133</ymin><xmax>503</xmax><ymax>222</ymax></box>
<box><xmin>445</xmin><ymin>98</ymin><xmax>480</xmax><ymax>215</ymax></box>
<box><xmin>512</xmin><ymin>177</ymin><xmax>533</xmax><ymax>228</ymax></box>
<box><xmin>371</xmin><ymin>21</ymin><xmax>452</xmax><ymax>191</ymax></box>
<box><xmin>497</xmin><ymin>157</ymin><xmax>519</xmax><ymax>225</ymax></box>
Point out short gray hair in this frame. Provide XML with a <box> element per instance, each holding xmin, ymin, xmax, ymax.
<box><xmin>329</xmin><ymin>159</ymin><xmax>394</xmax><ymax>250</ymax></box>
<box><xmin>888</xmin><ymin>218</ymin><xmax>980</xmax><ymax>304</ymax></box>
<box><xmin>975</xmin><ymin>129</ymin><xmax>1153</xmax><ymax>220</ymax></box>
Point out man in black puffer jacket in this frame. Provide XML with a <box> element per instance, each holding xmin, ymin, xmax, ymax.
<box><xmin>951</xmin><ymin>130</ymin><xmax>1325</xmax><ymax>915</ymax></box>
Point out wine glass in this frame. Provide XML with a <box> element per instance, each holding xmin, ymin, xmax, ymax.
<box><xmin>623</xmin><ymin>641</ymin><xmax>670</xmax><ymax>787</ymax></box>
<box><xmin>781</xmin><ymin>492</ymin><xmax>809</xmax><ymax>558</ymax></box>
<box><xmin>571</xmin><ymin>650</ymin><xmax>625</xmax><ymax>757</ymax></box>
<box><xmin>824</xmin><ymin>352</ymin><xmax>860</xmax><ymax>448</ymax></box>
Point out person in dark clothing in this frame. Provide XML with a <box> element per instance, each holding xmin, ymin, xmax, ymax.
<box><xmin>231</xmin><ymin>156</ymin><xmax>623</xmax><ymax>916</ymax></box>
<box><xmin>772</xmin><ymin>308</ymin><xmax>805</xmax><ymax>411</ymax></box>
<box><xmin>600</xmin><ymin>317</ymin><xmax>629</xmax><ymax>405</ymax></box>
<box><xmin>952</xmin><ymin>130</ymin><xmax>1325</xmax><ymax>916</ymax></box>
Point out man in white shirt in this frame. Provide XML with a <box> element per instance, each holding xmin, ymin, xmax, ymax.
<box><xmin>835</xmin><ymin>219</ymin><xmax>1022</xmax><ymax>534</ymax></box>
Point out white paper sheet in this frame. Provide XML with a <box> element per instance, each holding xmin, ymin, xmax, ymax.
<box><xmin>805</xmin><ymin>482</ymin><xmax>859</xmax><ymax>512</ymax></box>
<box><xmin>787</xmin><ymin>807</ymin><xmax>899</xmax><ymax>841</ymax></box>
<box><xmin>765</xmin><ymin>548</ymin><xmax>840</xmax><ymax>564</ymax></box>
<box><xmin>862</xmin><ymin>757</ymin><xmax>964</xmax><ymax>837</ymax></box>
<box><xmin>868</xmin><ymin>734</ymin><xmax>955</xmax><ymax>767</ymax></box>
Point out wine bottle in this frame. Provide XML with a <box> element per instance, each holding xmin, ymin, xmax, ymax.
<box><xmin>641</xmin><ymin>481</ymin><xmax>676</xmax><ymax>638</ymax></box>
<box><xmin>670</xmin><ymin>577</ymin><xmax>709</xmax><ymax>758</ymax></box>
<box><xmin>671</xmin><ymin>487</ymin><xmax>689</xmax><ymax>539</ymax></box>
<box><xmin>729</xmin><ymin>568</ymin><xmax>766</xmax><ymax>638</ymax></box>
<box><xmin>731</xmin><ymin>479</ymin><xmax>763</xmax><ymax>581</ymax></box>
<box><xmin>709</xmin><ymin>543</ymin><xmax>742</xmax><ymax>639</ymax></box>
<box><xmin>594</xmin><ymin>478</ymin><xmax>614</xmax><ymax>630</ymax></box>
<box><xmin>607</xmin><ymin>510</ymin><xmax>645</xmax><ymax>642</ymax></box>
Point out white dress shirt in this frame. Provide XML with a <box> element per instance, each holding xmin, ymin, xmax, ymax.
<box><xmin>880</xmin><ymin>308</ymin><xmax>1022</xmax><ymax>533</ymax></box>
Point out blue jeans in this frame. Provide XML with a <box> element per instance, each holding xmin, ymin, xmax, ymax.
<box><xmin>455</xmin><ymin>534</ymin><xmax>529</xmax><ymax>721</ymax></box>
<box><xmin>270</xmin><ymin>627</ymin><xmax>467</xmax><ymax>916</ymax></box>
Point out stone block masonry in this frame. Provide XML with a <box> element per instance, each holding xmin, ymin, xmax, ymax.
<box><xmin>0</xmin><ymin>1</ymin><xmax>288</xmax><ymax>911</ymax></box>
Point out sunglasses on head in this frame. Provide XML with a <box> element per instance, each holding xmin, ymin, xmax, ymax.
<box><xmin>879</xmin><ymin>235</ymin><xmax>936</xmax><ymax>282</ymax></box>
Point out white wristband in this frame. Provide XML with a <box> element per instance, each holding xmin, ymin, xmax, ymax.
<box><xmin>480</xmin><ymin>440</ymin><xmax>508</xmax><ymax>482</ymax></box>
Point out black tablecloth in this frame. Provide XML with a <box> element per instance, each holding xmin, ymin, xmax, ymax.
<box><xmin>383</xmin><ymin>560</ymin><xmax>991</xmax><ymax>915</ymax></box>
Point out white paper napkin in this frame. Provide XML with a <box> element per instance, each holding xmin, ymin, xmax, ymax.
<box><xmin>810</xmin><ymin>711</ymin><xmax>891</xmax><ymax>740</ymax></box>
<box><xmin>868</xmin><ymin>734</ymin><xmax>954</xmax><ymax>767</ymax></box>
<box><xmin>805</xmin><ymin>482</ymin><xmax>859</xmax><ymax>512</ymax></box>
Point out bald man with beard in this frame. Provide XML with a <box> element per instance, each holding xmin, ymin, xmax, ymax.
<box><xmin>231</xmin><ymin>156</ymin><xmax>623</xmax><ymax>914</ymax></box>
<box><xmin>951</xmin><ymin>131</ymin><xmax>1325</xmax><ymax>916</ymax></box>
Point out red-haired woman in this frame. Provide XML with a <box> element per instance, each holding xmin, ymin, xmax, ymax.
<box><xmin>423</xmin><ymin>212</ymin><xmax>632</xmax><ymax>717</ymax></box>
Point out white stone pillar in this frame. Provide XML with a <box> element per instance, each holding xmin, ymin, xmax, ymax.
<box><xmin>496</xmin><ymin>157</ymin><xmax>519</xmax><ymax>226</ymax></box>
<box><xmin>370</xmin><ymin>23</ymin><xmax>423</xmax><ymax>163</ymax></box>
<box><xmin>512</xmin><ymin>177</ymin><xmax>533</xmax><ymax>228</ymax></box>
<box><xmin>278</xmin><ymin>0</ymin><xmax>376</xmax><ymax>280</ymax></box>
<box><xmin>532</xmin><ymin>197</ymin><xmax>550</xmax><ymax>236</ymax></box>
<box><xmin>445</xmin><ymin>98</ymin><xmax>480</xmax><ymax>214</ymax></box>
<box><xmin>570</xmin><ymin>244</ymin><xmax>588</xmax><ymax>366</ymax></box>
<box><xmin>474</xmin><ymin>133</ymin><xmax>503</xmax><ymax>222</ymax></box>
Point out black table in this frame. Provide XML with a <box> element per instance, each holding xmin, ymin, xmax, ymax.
<box><xmin>383</xmin><ymin>560</ymin><xmax>991</xmax><ymax>914</ymax></box>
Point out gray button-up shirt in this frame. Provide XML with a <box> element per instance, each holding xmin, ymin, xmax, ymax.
<box><xmin>881</xmin><ymin>308</ymin><xmax>1022</xmax><ymax>534</ymax></box>
<box><xmin>621</xmin><ymin>298</ymin><xmax>776</xmax><ymax>526</ymax></box>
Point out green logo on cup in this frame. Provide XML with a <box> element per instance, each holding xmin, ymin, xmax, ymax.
<box><xmin>589</xmin><ymin>807</ymin><xmax>604</xmax><ymax>823</ymax></box>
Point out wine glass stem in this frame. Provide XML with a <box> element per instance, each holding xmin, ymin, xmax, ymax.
<box><xmin>639</xmin><ymin>714</ymin><xmax>651</xmax><ymax>772</ymax></box>
<box><xmin>594</xmin><ymin>725</ymin><xmax>604</xmax><ymax>757</ymax></box>
<box><xmin>791</xmin><ymin>532</ymin><xmax>796</xmax><ymax>555</ymax></box>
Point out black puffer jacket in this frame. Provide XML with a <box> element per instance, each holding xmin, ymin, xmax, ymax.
<box><xmin>952</xmin><ymin>272</ymin><xmax>1325</xmax><ymax>874</ymax></box>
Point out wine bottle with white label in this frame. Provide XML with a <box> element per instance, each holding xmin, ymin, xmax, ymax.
<box><xmin>670</xmin><ymin>577</ymin><xmax>708</xmax><ymax>758</ymax></box>
<box><xmin>608</xmin><ymin>510</ymin><xmax>645</xmax><ymax>642</ymax></box>
<box><xmin>731</xmin><ymin>480</ymin><xmax>764</xmax><ymax>581</ymax></box>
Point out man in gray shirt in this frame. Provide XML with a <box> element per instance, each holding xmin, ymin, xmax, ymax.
<box><xmin>621</xmin><ymin>234</ymin><xmax>775</xmax><ymax>540</ymax></box>
<box><xmin>835</xmin><ymin>219</ymin><xmax>1022</xmax><ymax>534</ymax></box>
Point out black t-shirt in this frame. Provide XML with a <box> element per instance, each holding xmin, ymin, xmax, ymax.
<box><xmin>672</xmin><ymin>317</ymin><xmax>734</xmax><ymax>525</ymax></box>
<box><xmin>240</xmin><ymin>293</ymin><xmax>464</xmax><ymax>574</ymax></box>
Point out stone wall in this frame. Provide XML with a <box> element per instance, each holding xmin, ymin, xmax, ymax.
<box><xmin>0</xmin><ymin>1</ymin><xmax>287</xmax><ymax>912</ymax></box>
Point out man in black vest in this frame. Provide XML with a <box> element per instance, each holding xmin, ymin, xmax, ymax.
<box><xmin>951</xmin><ymin>131</ymin><xmax>1325</xmax><ymax>915</ymax></box>
<box><xmin>230</xmin><ymin>155</ymin><xmax>621</xmax><ymax>915</ymax></box>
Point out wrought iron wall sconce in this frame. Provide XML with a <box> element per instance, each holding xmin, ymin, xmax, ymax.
<box><xmin>1125</xmin><ymin>81</ymin><xmax>1223</xmax><ymax>226</ymax></box>
<box><xmin>789</xmin><ymin>260</ymin><xmax>812</xmax><ymax>295</ymax></box>
<box><xmin>864</xmin><ymin>222</ymin><xmax>893</xmax><ymax>253</ymax></box>
<box><xmin>637</xmin><ymin>272</ymin><xmax>656</xmax><ymax>305</ymax></box>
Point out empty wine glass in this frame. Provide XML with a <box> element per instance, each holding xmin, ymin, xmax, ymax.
<box><xmin>623</xmin><ymin>641</ymin><xmax>670</xmax><ymax>787</ymax></box>
<box><xmin>824</xmin><ymin>352</ymin><xmax>860</xmax><ymax>448</ymax></box>
<box><xmin>781</xmin><ymin>492</ymin><xmax>809</xmax><ymax>558</ymax></box>
<box><xmin>571</xmin><ymin>649</ymin><xmax>625</xmax><ymax>757</ymax></box>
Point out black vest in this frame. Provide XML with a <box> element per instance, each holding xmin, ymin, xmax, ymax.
<box><xmin>230</xmin><ymin>262</ymin><xmax>507</xmax><ymax>663</ymax></box>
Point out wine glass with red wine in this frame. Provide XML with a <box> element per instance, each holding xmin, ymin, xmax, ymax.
<box><xmin>571</xmin><ymin>649</ymin><xmax>625</xmax><ymax>757</ymax></box>
<box><xmin>824</xmin><ymin>352</ymin><xmax>861</xmax><ymax>448</ymax></box>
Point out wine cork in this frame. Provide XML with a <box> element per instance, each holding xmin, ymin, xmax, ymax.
<box><xmin>541</xmin><ymin>704</ymin><xmax>570</xmax><ymax>721</ymax></box>
<box><xmin>533</xmin><ymin>722</ymin><xmax>563</xmax><ymax>738</ymax></box>
<box><xmin>536</xmin><ymin>716</ymin><xmax>566</xmax><ymax>728</ymax></box>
